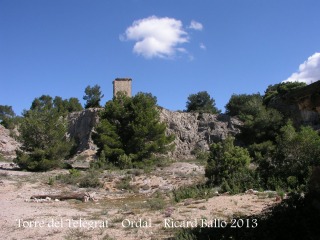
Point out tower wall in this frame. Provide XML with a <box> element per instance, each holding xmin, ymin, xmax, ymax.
<box><xmin>113</xmin><ymin>78</ymin><xmax>132</xmax><ymax>97</ymax></box>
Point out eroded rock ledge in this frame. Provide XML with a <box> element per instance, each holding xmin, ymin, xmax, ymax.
<box><xmin>159</xmin><ymin>108</ymin><xmax>242</xmax><ymax>159</ymax></box>
<box><xmin>67</xmin><ymin>108</ymin><xmax>242</xmax><ymax>159</ymax></box>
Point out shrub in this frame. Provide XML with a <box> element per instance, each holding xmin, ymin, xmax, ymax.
<box><xmin>78</xmin><ymin>170</ymin><xmax>102</xmax><ymax>188</ymax></box>
<box><xmin>117</xmin><ymin>154</ymin><xmax>133</xmax><ymax>169</ymax></box>
<box><xmin>205</xmin><ymin>137</ymin><xmax>258</xmax><ymax>193</ymax></box>
<box><xmin>48</xmin><ymin>177</ymin><xmax>55</xmax><ymax>185</ymax></box>
<box><xmin>147</xmin><ymin>193</ymin><xmax>166</xmax><ymax>210</ymax></box>
<box><xmin>56</xmin><ymin>169</ymin><xmax>101</xmax><ymax>188</ymax></box>
<box><xmin>257</xmin><ymin>122</ymin><xmax>320</xmax><ymax>191</ymax></box>
<box><xmin>172</xmin><ymin>184</ymin><xmax>215</xmax><ymax>202</ymax></box>
<box><xmin>115</xmin><ymin>175</ymin><xmax>134</xmax><ymax>191</ymax></box>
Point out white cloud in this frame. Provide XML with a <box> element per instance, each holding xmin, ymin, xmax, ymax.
<box><xmin>189</xmin><ymin>20</ymin><xmax>203</xmax><ymax>31</ymax></box>
<box><xmin>200</xmin><ymin>43</ymin><xmax>206</xmax><ymax>50</ymax></box>
<box><xmin>283</xmin><ymin>52</ymin><xmax>320</xmax><ymax>84</ymax></box>
<box><xmin>121</xmin><ymin>16</ymin><xmax>188</xmax><ymax>59</ymax></box>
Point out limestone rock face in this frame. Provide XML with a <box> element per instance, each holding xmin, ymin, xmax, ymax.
<box><xmin>159</xmin><ymin>108</ymin><xmax>242</xmax><ymax>159</ymax></box>
<box><xmin>0</xmin><ymin>125</ymin><xmax>20</xmax><ymax>159</ymax></box>
<box><xmin>67</xmin><ymin>108</ymin><xmax>102</xmax><ymax>153</ymax></box>
<box><xmin>67</xmin><ymin>108</ymin><xmax>242</xmax><ymax>159</ymax></box>
<box><xmin>267</xmin><ymin>81</ymin><xmax>320</xmax><ymax>130</ymax></box>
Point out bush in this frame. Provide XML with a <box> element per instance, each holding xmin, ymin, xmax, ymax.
<box><xmin>56</xmin><ymin>169</ymin><xmax>82</xmax><ymax>185</ymax></box>
<box><xmin>147</xmin><ymin>192</ymin><xmax>166</xmax><ymax>210</ymax></box>
<box><xmin>220</xmin><ymin>169</ymin><xmax>258</xmax><ymax>194</ymax></box>
<box><xmin>172</xmin><ymin>184</ymin><xmax>216</xmax><ymax>202</ymax></box>
<box><xmin>256</xmin><ymin>122</ymin><xmax>320</xmax><ymax>192</ymax></box>
<box><xmin>78</xmin><ymin>171</ymin><xmax>102</xmax><ymax>188</ymax></box>
<box><xmin>56</xmin><ymin>169</ymin><xmax>101</xmax><ymax>188</ymax></box>
<box><xmin>205</xmin><ymin>137</ymin><xmax>256</xmax><ymax>193</ymax></box>
<box><xmin>117</xmin><ymin>154</ymin><xmax>133</xmax><ymax>169</ymax></box>
<box><xmin>115</xmin><ymin>175</ymin><xmax>135</xmax><ymax>191</ymax></box>
<box><xmin>15</xmin><ymin>150</ymin><xmax>63</xmax><ymax>171</ymax></box>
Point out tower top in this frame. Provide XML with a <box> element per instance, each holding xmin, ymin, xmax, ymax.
<box><xmin>114</xmin><ymin>78</ymin><xmax>132</xmax><ymax>82</ymax></box>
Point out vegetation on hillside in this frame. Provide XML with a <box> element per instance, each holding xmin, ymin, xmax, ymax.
<box><xmin>30</xmin><ymin>95</ymin><xmax>83</xmax><ymax>114</ymax></box>
<box><xmin>93</xmin><ymin>92</ymin><xmax>175</xmax><ymax>168</ymax></box>
<box><xmin>220</xmin><ymin>82</ymin><xmax>320</xmax><ymax>194</ymax></box>
<box><xmin>205</xmin><ymin>137</ymin><xmax>257</xmax><ymax>194</ymax></box>
<box><xmin>2</xmin><ymin>80</ymin><xmax>319</xmax><ymax>239</ymax></box>
<box><xmin>13</xmin><ymin>95</ymin><xmax>82</xmax><ymax>171</ymax></box>
<box><xmin>175</xmin><ymin>81</ymin><xmax>320</xmax><ymax>240</ymax></box>
<box><xmin>0</xmin><ymin>105</ymin><xmax>18</xmax><ymax>129</ymax></box>
<box><xmin>263</xmin><ymin>81</ymin><xmax>307</xmax><ymax>106</ymax></box>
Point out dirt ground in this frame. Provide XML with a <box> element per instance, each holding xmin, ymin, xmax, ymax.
<box><xmin>0</xmin><ymin>161</ymin><xmax>277</xmax><ymax>240</ymax></box>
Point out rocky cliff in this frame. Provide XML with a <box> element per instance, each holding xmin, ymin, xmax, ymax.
<box><xmin>3</xmin><ymin>81</ymin><xmax>319</xmax><ymax>161</ymax></box>
<box><xmin>67</xmin><ymin>108</ymin><xmax>242</xmax><ymax>159</ymax></box>
<box><xmin>159</xmin><ymin>108</ymin><xmax>242</xmax><ymax>159</ymax></box>
<box><xmin>0</xmin><ymin>125</ymin><xmax>20</xmax><ymax>159</ymax></box>
<box><xmin>68</xmin><ymin>108</ymin><xmax>102</xmax><ymax>153</ymax></box>
<box><xmin>268</xmin><ymin>80</ymin><xmax>320</xmax><ymax>128</ymax></box>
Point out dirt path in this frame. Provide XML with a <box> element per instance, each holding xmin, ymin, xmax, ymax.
<box><xmin>0</xmin><ymin>162</ymin><xmax>277</xmax><ymax>240</ymax></box>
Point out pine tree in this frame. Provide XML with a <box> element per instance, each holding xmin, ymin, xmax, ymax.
<box><xmin>14</xmin><ymin>100</ymin><xmax>74</xmax><ymax>171</ymax></box>
<box><xmin>94</xmin><ymin>92</ymin><xmax>175</xmax><ymax>166</ymax></box>
<box><xmin>83</xmin><ymin>85</ymin><xmax>104</xmax><ymax>108</ymax></box>
<box><xmin>186</xmin><ymin>91</ymin><xmax>220</xmax><ymax>113</ymax></box>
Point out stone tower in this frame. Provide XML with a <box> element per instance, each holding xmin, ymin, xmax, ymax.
<box><xmin>113</xmin><ymin>78</ymin><xmax>132</xmax><ymax>97</ymax></box>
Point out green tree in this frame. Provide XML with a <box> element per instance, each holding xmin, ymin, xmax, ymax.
<box><xmin>225</xmin><ymin>93</ymin><xmax>262</xmax><ymax>118</ymax></box>
<box><xmin>263</xmin><ymin>82</ymin><xmax>307</xmax><ymax>106</ymax></box>
<box><xmin>94</xmin><ymin>92</ymin><xmax>175</xmax><ymax>166</ymax></box>
<box><xmin>67</xmin><ymin>97</ymin><xmax>83</xmax><ymax>112</ymax></box>
<box><xmin>269</xmin><ymin>122</ymin><xmax>320</xmax><ymax>190</ymax></box>
<box><xmin>31</xmin><ymin>95</ymin><xmax>82</xmax><ymax>116</ymax></box>
<box><xmin>225</xmin><ymin>93</ymin><xmax>283</xmax><ymax>145</ymax></box>
<box><xmin>239</xmin><ymin>106</ymin><xmax>284</xmax><ymax>145</ymax></box>
<box><xmin>186</xmin><ymin>91</ymin><xmax>220</xmax><ymax>113</ymax></box>
<box><xmin>205</xmin><ymin>137</ymin><xmax>254</xmax><ymax>193</ymax></box>
<box><xmin>94</xmin><ymin>118</ymin><xmax>125</xmax><ymax>162</ymax></box>
<box><xmin>52</xmin><ymin>96</ymin><xmax>66</xmax><ymax>113</ymax></box>
<box><xmin>83</xmin><ymin>84</ymin><xmax>104</xmax><ymax>108</ymax></box>
<box><xmin>0</xmin><ymin>105</ymin><xmax>16</xmax><ymax>129</ymax></box>
<box><xmin>251</xmin><ymin>121</ymin><xmax>320</xmax><ymax>191</ymax></box>
<box><xmin>31</xmin><ymin>95</ymin><xmax>53</xmax><ymax>111</ymax></box>
<box><xmin>128</xmin><ymin>93</ymin><xmax>174</xmax><ymax>160</ymax></box>
<box><xmin>53</xmin><ymin>96</ymin><xmax>83</xmax><ymax>114</ymax></box>
<box><xmin>14</xmin><ymin>97</ymin><xmax>74</xmax><ymax>171</ymax></box>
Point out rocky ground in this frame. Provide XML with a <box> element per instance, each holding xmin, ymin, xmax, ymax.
<box><xmin>0</xmin><ymin>161</ymin><xmax>278</xmax><ymax>240</ymax></box>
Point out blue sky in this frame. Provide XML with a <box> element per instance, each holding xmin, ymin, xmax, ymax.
<box><xmin>1</xmin><ymin>0</ymin><xmax>320</xmax><ymax>115</ymax></box>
